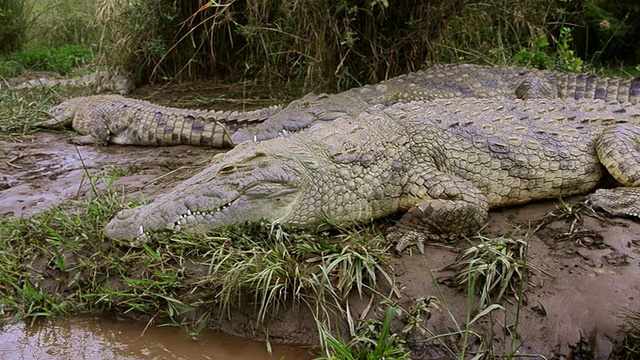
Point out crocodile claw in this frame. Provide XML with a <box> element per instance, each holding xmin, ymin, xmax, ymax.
<box><xmin>386</xmin><ymin>226</ymin><xmax>427</xmax><ymax>254</ymax></box>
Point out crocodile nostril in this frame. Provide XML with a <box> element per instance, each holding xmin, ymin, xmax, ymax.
<box><xmin>116</xmin><ymin>209</ymin><xmax>134</xmax><ymax>220</ymax></box>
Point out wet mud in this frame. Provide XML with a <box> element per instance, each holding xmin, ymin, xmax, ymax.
<box><xmin>0</xmin><ymin>132</ymin><xmax>224</xmax><ymax>217</ymax></box>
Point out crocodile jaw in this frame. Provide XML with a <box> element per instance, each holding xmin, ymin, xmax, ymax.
<box><xmin>104</xmin><ymin>147</ymin><xmax>303</xmax><ymax>241</ymax></box>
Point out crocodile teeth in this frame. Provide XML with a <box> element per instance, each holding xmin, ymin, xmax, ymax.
<box><xmin>278</xmin><ymin>129</ymin><xmax>299</xmax><ymax>138</ymax></box>
<box><xmin>172</xmin><ymin>202</ymin><xmax>234</xmax><ymax>229</ymax></box>
<box><xmin>132</xmin><ymin>227</ymin><xmax>151</xmax><ymax>245</ymax></box>
<box><xmin>216</xmin><ymin>202</ymin><xmax>232</xmax><ymax>212</ymax></box>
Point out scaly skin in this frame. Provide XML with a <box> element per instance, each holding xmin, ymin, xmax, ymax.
<box><xmin>2</xmin><ymin>71</ymin><xmax>135</xmax><ymax>95</ymax></box>
<box><xmin>105</xmin><ymin>98</ymin><xmax>640</xmax><ymax>252</ymax></box>
<box><xmin>35</xmin><ymin>95</ymin><xmax>282</xmax><ymax>147</ymax></box>
<box><xmin>232</xmin><ymin>64</ymin><xmax>640</xmax><ymax>143</ymax></box>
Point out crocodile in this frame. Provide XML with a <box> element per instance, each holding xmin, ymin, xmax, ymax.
<box><xmin>39</xmin><ymin>65</ymin><xmax>639</xmax><ymax>148</ymax></box>
<box><xmin>231</xmin><ymin>64</ymin><xmax>640</xmax><ymax>143</ymax></box>
<box><xmin>104</xmin><ymin>98</ymin><xmax>640</xmax><ymax>252</ymax></box>
<box><xmin>35</xmin><ymin>95</ymin><xmax>282</xmax><ymax>147</ymax></box>
<box><xmin>1</xmin><ymin>70</ymin><xmax>135</xmax><ymax>95</ymax></box>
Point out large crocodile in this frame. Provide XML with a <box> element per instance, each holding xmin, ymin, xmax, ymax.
<box><xmin>104</xmin><ymin>98</ymin><xmax>640</xmax><ymax>252</ymax></box>
<box><xmin>232</xmin><ymin>64</ymin><xmax>640</xmax><ymax>143</ymax></box>
<box><xmin>35</xmin><ymin>94</ymin><xmax>282</xmax><ymax>147</ymax></box>
<box><xmin>1</xmin><ymin>70</ymin><xmax>135</xmax><ymax>95</ymax></box>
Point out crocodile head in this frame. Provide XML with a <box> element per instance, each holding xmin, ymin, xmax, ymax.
<box><xmin>43</xmin><ymin>97</ymin><xmax>93</xmax><ymax>127</ymax></box>
<box><xmin>104</xmin><ymin>140</ymin><xmax>313</xmax><ymax>241</ymax></box>
<box><xmin>50</xmin><ymin>98</ymin><xmax>81</xmax><ymax>122</ymax></box>
<box><xmin>46</xmin><ymin>95</ymin><xmax>125</xmax><ymax>126</ymax></box>
<box><xmin>96</xmin><ymin>72</ymin><xmax>135</xmax><ymax>95</ymax></box>
<box><xmin>231</xmin><ymin>92</ymin><xmax>355</xmax><ymax>143</ymax></box>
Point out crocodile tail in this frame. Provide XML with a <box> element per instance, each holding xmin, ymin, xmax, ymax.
<box><xmin>14</xmin><ymin>77</ymin><xmax>60</xmax><ymax>89</ymax></box>
<box><xmin>555</xmin><ymin>73</ymin><xmax>640</xmax><ymax>104</ymax></box>
<box><xmin>136</xmin><ymin>112</ymin><xmax>233</xmax><ymax>148</ymax></box>
<box><xmin>203</xmin><ymin>105</ymin><xmax>283</xmax><ymax>130</ymax></box>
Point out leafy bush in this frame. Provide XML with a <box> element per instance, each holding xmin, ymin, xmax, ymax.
<box><xmin>10</xmin><ymin>45</ymin><xmax>93</xmax><ymax>74</ymax></box>
<box><xmin>0</xmin><ymin>59</ymin><xmax>22</xmax><ymax>77</ymax></box>
<box><xmin>514</xmin><ymin>35</ymin><xmax>551</xmax><ymax>70</ymax></box>
<box><xmin>573</xmin><ymin>0</ymin><xmax>640</xmax><ymax>64</ymax></box>
<box><xmin>514</xmin><ymin>26</ymin><xmax>584</xmax><ymax>72</ymax></box>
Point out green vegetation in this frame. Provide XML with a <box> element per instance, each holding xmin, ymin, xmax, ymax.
<box><xmin>444</xmin><ymin>234</ymin><xmax>551</xmax><ymax>309</ymax></box>
<box><xmin>0</xmin><ymin>0</ymin><xmax>101</xmax><ymax>78</ymax></box>
<box><xmin>2</xmin><ymin>0</ymin><xmax>639</xmax><ymax>91</ymax></box>
<box><xmin>26</xmin><ymin>0</ymin><xmax>99</xmax><ymax>48</ymax></box>
<box><xmin>0</xmin><ymin>0</ymin><xmax>27</xmax><ymax>53</ymax></box>
<box><xmin>514</xmin><ymin>27</ymin><xmax>584</xmax><ymax>72</ymax></box>
<box><xmin>615</xmin><ymin>310</ymin><xmax>640</xmax><ymax>359</ymax></box>
<box><xmin>0</xmin><ymin>168</ymin><xmax>402</xmax><ymax>355</ymax></box>
<box><xmin>0</xmin><ymin>82</ymin><xmax>83</xmax><ymax>136</ymax></box>
<box><xmin>321</xmin><ymin>305</ymin><xmax>414</xmax><ymax>360</ymax></box>
<box><xmin>96</xmin><ymin>0</ymin><xmax>610</xmax><ymax>89</ymax></box>
<box><xmin>576</xmin><ymin>0</ymin><xmax>640</xmax><ymax>65</ymax></box>
<box><xmin>0</xmin><ymin>45</ymin><xmax>94</xmax><ymax>77</ymax></box>
<box><xmin>421</xmin><ymin>241</ymin><xmax>529</xmax><ymax>359</ymax></box>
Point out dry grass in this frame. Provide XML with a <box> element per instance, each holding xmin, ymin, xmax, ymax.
<box><xmin>0</xmin><ymin>0</ymin><xmax>640</xmax><ymax>92</ymax></box>
<box><xmin>5</xmin><ymin>1</ymin><xmax>638</xmax><ymax>91</ymax></box>
<box><xmin>95</xmin><ymin>0</ymin><xmax>583</xmax><ymax>91</ymax></box>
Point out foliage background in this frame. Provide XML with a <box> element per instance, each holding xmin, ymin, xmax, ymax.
<box><xmin>1</xmin><ymin>0</ymin><xmax>639</xmax><ymax>91</ymax></box>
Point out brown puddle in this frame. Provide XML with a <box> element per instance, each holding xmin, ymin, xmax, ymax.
<box><xmin>0</xmin><ymin>316</ymin><xmax>313</xmax><ymax>359</ymax></box>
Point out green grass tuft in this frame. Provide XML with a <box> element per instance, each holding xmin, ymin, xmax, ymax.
<box><xmin>444</xmin><ymin>233</ymin><xmax>551</xmax><ymax>309</ymax></box>
<box><xmin>614</xmin><ymin>310</ymin><xmax>640</xmax><ymax>359</ymax></box>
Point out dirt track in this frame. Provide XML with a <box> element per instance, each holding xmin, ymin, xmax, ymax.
<box><xmin>1</xmin><ymin>110</ymin><xmax>639</xmax><ymax>359</ymax></box>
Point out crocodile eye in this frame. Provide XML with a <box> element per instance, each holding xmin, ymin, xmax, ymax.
<box><xmin>219</xmin><ymin>165</ymin><xmax>237</xmax><ymax>174</ymax></box>
<box><xmin>52</xmin><ymin>106</ymin><xmax>63</xmax><ymax>116</ymax></box>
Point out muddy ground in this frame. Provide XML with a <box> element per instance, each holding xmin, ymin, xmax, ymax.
<box><xmin>0</xmin><ymin>88</ymin><xmax>639</xmax><ymax>359</ymax></box>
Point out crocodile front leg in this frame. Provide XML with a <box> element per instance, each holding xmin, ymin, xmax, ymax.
<box><xmin>388</xmin><ymin>170</ymin><xmax>489</xmax><ymax>253</ymax></box>
<box><xmin>588</xmin><ymin>123</ymin><xmax>640</xmax><ymax>217</ymax></box>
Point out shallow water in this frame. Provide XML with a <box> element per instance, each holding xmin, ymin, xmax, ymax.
<box><xmin>0</xmin><ymin>316</ymin><xmax>313</xmax><ymax>360</ymax></box>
